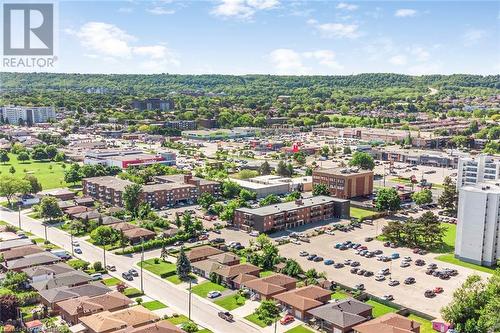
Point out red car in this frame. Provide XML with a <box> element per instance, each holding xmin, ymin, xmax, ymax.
<box><xmin>412</xmin><ymin>248</ymin><xmax>421</xmax><ymax>254</ymax></box>
<box><xmin>433</xmin><ymin>287</ymin><xmax>444</xmax><ymax>294</ymax></box>
<box><xmin>359</xmin><ymin>246</ymin><xmax>368</xmax><ymax>250</ymax></box>
<box><xmin>280</xmin><ymin>315</ymin><xmax>295</xmax><ymax>325</ymax></box>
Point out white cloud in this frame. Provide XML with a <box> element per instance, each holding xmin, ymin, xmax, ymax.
<box><xmin>407</xmin><ymin>62</ymin><xmax>442</xmax><ymax>75</ymax></box>
<box><xmin>463</xmin><ymin>28</ymin><xmax>485</xmax><ymax>46</ymax></box>
<box><xmin>389</xmin><ymin>54</ymin><xmax>407</xmax><ymax>66</ymax></box>
<box><xmin>211</xmin><ymin>0</ymin><xmax>279</xmax><ymax>19</ymax></box>
<box><xmin>67</xmin><ymin>22</ymin><xmax>179</xmax><ymax>72</ymax></box>
<box><xmin>410</xmin><ymin>46</ymin><xmax>430</xmax><ymax>61</ymax></box>
<box><xmin>395</xmin><ymin>9</ymin><xmax>417</xmax><ymax>17</ymax></box>
<box><xmin>308</xmin><ymin>19</ymin><xmax>360</xmax><ymax>39</ymax></box>
<box><xmin>336</xmin><ymin>2</ymin><xmax>358</xmax><ymax>11</ymax></box>
<box><xmin>118</xmin><ymin>7</ymin><xmax>133</xmax><ymax>13</ymax></box>
<box><xmin>269</xmin><ymin>48</ymin><xmax>343</xmax><ymax>74</ymax></box>
<box><xmin>147</xmin><ymin>6</ymin><xmax>175</xmax><ymax>15</ymax></box>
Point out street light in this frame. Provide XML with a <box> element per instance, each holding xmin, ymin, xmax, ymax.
<box><xmin>140</xmin><ymin>236</ymin><xmax>144</xmax><ymax>294</ymax></box>
<box><xmin>17</xmin><ymin>205</ymin><xmax>21</xmax><ymax>229</ymax></box>
<box><xmin>43</xmin><ymin>223</ymin><xmax>48</xmax><ymax>241</ymax></box>
<box><xmin>70</xmin><ymin>230</ymin><xmax>74</xmax><ymax>256</ymax></box>
<box><xmin>188</xmin><ymin>278</ymin><xmax>192</xmax><ymax>321</ymax></box>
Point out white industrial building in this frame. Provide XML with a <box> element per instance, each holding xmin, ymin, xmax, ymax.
<box><xmin>0</xmin><ymin>105</ymin><xmax>56</xmax><ymax>125</ymax></box>
<box><xmin>231</xmin><ymin>175</ymin><xmax>312</xmax><ymax>198</ymax></box>
<box><xmin>455</xmin><ymin>182</ymin><xmax>500</xmax><ymax>267</ymax></box>
<box><xmin>457</xmin><ymin>155</ymin><xmax>500</xmax><ymax>188</ymax></box>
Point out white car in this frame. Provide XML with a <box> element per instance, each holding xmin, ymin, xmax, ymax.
<box><xmin>375</xmin><ymin>275</ymin><xmax>386</xmax><ymax>281</ymax></box>
<box><xmin>299</xmin><ymin>251</ymin><xmax>309</xmax><ymax>257</ymax></box>
<box><xmin>249</xmin><ymin>231</ymin><xmax>259</xmax><ymax>237</ymax></box>
<box><xmin>72</xmin><ymin>240</ymin><xmax>80</xmax><ymax>247</ymax></box>
<box><xmin>207</xmin><ymin>291</ymin><xmax>222</xmax><ymax>299</ymax></box>
<box><xmin>291</xmin><ymin>239</ymin><xmax>301</xmax><ymax>245</ymax></box>
<box><xmin>382</xmin><ymin>294</ymin><xmax>394</xmax><ymax>301</ymax></box>
<box><xmin>400</xmin><ymin>262</ymin><xmax>411</xmax><ymax>268</ymax></box>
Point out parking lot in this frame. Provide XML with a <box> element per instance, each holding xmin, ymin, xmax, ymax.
<box><xmin>278</xmin><ymin>220</ymin><xmax>490</xmax><ymax>317</ymax></box>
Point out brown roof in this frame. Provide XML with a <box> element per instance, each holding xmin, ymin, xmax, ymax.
<box><xmin>186</xmin><ymin>245</ymin><xmax>223</xmax><ymax>261</ymax></box>
<box><xmin>112</xmin><ymin>222</ymin><xmax>138</xmax><ymax>232</ymax></box>
<box><xmin>56</xmin><ymin>291</ymin><xmax>133</xmax><ymax>316</ymax></box>
<box><xmin>80</xmin><ymin>305</ymin><xmax>160</xmax><ymax>333</ymax></box>
<box><xmin>232</xmin><ymin>273</ymin><xmax>258</xmax><ymax>285</ymax></box>
<box><xmin>65</xmin><ymin>206</ymin><xmax>93</xmax><ymax>215</ymax></box>
<box><xmin>353</xmin><ymin>313</ymin><xmax>421</xmax><ymax>333</ymax></box>
<box><xmin>123</xmin><ymin>228</ymin><xmax>156</xmax><ymax>239</ymax></box>
<box><xmin>273</xmin><ymin>285</ymin><xmax>330</xmax><ymax>311</ymax></box>
<box><xmin>243</xmin><ymin>274</ymin><xmax>297</xmax><ymax>296</ymax></box>
<box><xmin>1</xmin><ymin>245</ymin><xmax>44</xmax><ymax>260</ymax></box>
<box><xmin>207</xmin><ymin>252</ymin><xmax>240</xmax><ymax>265</ymax></box>
<box><xmin>214</xmin><ymin>263</ymin><xmax>260</xmax><ymax>278</ymax></box>
<box><xmin>116</xmin><ymin>320</ymin><xmax>183</xmax><ymax>333</ymax></box>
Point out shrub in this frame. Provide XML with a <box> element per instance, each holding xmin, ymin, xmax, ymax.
<box><xmin>154</xmin><ymin>258</ymin><xmax>160</xmax><ymax>264</ymax></box>
<box><xmin>135</xmin><ymin>297</ymin><xmax>143</xmax><ymax>304</ymax></box>
<box><xmin>181</xmin><ymin>321</ymin><xmax>199</xmax><ymax>333</ymax></box>
<box><xmin>93</xmin><ymin>261</ymin><xmax>103</xmax><ymax>272</ymax></box>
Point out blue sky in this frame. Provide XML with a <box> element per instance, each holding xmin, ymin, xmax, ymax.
<box><xmin>51</xmin><ymin>1</ymin><xmax>500</xmax><ymax>75</ymax></box>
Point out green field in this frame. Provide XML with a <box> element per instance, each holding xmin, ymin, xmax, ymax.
<box><xmin>408</xmin><ymin>314</ymin><xmax>434</xmax><ymax>333</ymax></box>
<box><xmin>366</xmin><ymin>300</ymin><xmax>398</xmax><ymax>318</ymax></box>
<box><xmin>138</xmin><ymin>258</ymin><xmax>176</xmax><ymax>276</ymax></box>
<box><xmin>0</xmin><ymin>153</ymin><xmax>71</xmax><ymax>190</ymax></box>
<box><xmin>435</xmin><ymin>253</ymin><xmax>496</xmax><ymax>274</ymax></box>
<box><xmin>190</xmin><ymin>281</ymin><xmax>226</xmax><ymax>298</ymax></box>
<box><xmin>142</xmin><ymin>300</ymin><xmax>167</xmax><ymax>311</ymax></box>
<box><xmin>214</xmin><ymin>294</ymin><xmax>246</xmax><ymax>310</ymax></box>
<box><xmin>350</xmin><ymin>207</ymin><xmax>378</xmax><ymax>220</ymax></box>
<box><xmin>285</xmin><ymin>326</ymin><xmax>314</xmax><ymax>333</ymax></box>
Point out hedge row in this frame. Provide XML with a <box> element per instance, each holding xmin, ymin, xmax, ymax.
<box><xmin>116</xmin><ymin>232</ymin><xmax>191</xmax><ymax>255</ymax></box>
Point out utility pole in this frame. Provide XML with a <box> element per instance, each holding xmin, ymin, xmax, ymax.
<box><xmin>188</xmin><ymin>279</ymin><xmax>192</xmax><ymax>320</ymax></box>
<box><xmin>70</xmin><ymin>231</ymin><xmax>74</xmax><ymax>256</ymax></box>
<box><xmin>103</xmin><ymin>244</ymin><xmax>107</xmax><ymax>268</ymax></box>
<box><xmin>18</xmin><ymin>205</ymin><xmax>21</xmax><ymax>229</ymax></box>
<box><xmin>43</xmin><ymin>223</ymin><xmax>48</xmax><ymax>241</ymax></box>
<box><xmin>140</xmin><ymin>236</ymin><xmax>144</xmax><ymax>294</ymax></box>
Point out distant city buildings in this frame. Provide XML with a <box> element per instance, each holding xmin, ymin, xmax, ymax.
<box><xmin>455</xmin><ymin>182</ymin><xmax>500</xmax><ymax>267</ymax></box>
<box><xmin>182</xmin><ymin>127</ymin><xmax>259</xmax><ymax>140</ymax></box>
<box><xmin>130</xmin><ymin>98</ymin><xmax>174</xmax><ymax>111</ymax></box>
<box><xmin>312</xmin><ymin>168</ymin><xmax>373</xmax><ymax>199</ymax></box>
<box><xmin>457</xmin><ymin>155</ymin><xmax>500</xmax><ymax>188</ymax></box>
<box><xmin>0</xmin><ymin>105</ymin><xmax>56</xmax><ymax>125</ymax></box>
<box><xmin>164</xmin><ymin>120</ymin><xmax>197</xmax><ymax>130</ymax></box>
<box><xmin>234</xmin><ymin>196</ymin><xmax>350</xmax><ymax>232</ymax></box>
<box><xmin>83</xmin><ymin>149</ymin><xmax>176</xmax><ymax>169</ymax></box>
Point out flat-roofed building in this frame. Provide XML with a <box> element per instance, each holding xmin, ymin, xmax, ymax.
<box><xmin>234</xmin><ymin>196</ymin><xmax>349</xmax><ymax>232</ymax></box>
<box><xmin>313</xmin><ymin>168</ymin><xmax>373</xmax><ymax>199</ymax></box>
<box><xmin>84</xmin><ymin>149</ymin><xmax>175</xmax><ymax>169</ymax></box>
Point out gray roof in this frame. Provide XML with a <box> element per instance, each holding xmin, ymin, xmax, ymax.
<box><xmin>22</xmin><ymin>262</ymin><xmax>74</xmax><ymax>278</ymax></box>
<box><xmin>0</xmin><ymin>238</ymin><xmax>33</xmax><ymax>251</ymax></box>
<box><xmin>39</xmin><ymin>282</ymin><xmax>111</xmax><ymax>303</ymax></box>
<box><xmin>308</xmin><ymin>298</ymin><xmax>372</xmax><ymax>327</ymax></box>
<box><xmin>31</xmin><ymin>270</ymin><xmax>92</xmax><ymax>291</ymax></box>
<box><xmin>5</xmin><ymin>252</ymin><xmax>62</xmax><ymax>270</ymax></box>
<box><xmin>236</xmin><ymin>195</ymin><xmax>348</xmax><ymax>216</ymax></box>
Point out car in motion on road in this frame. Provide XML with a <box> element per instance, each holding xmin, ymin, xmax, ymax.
<box><xmin>218</xmin><ymin>311</ymin><xmax>233</xmax><ymax>322</ymax></box>
<box><xmin>74</xmin><ymin>248</ymin><xmax>82</xmax><ymax>254</ymax></box>
<box><xmin>106</xmin><ymin>265</ymin><xmax>116</xmax><ymax>271</ymax></box>
<box><xmin>354</xmin><ymin>283</ymin><xmax>365</xmax><ymax>291</ymax></box>
<box><xmin>207</xmin><ymin>291</ymin><xmax>222</xmax><ymax>299</ymax></box>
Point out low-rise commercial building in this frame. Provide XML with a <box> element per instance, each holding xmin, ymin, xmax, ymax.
<box><xmin>231</xmin><ymin>175</ymin><xmax>312</xmax><ymax>198</ymax></box>
<box><xmin>313</xmin><ymin>168</ymin><xmax>373</xmax><ymax>199</ymax></box>
<box><xmin>84</xmin><ymin>149</ymin><xmax>176</xmax><ymax>169</ymax></box>
<box><xmin>234</xmin><ymin>196</ymin><xmax>349</xmax><ymax>232</ymax></box>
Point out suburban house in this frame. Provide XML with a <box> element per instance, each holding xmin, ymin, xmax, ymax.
<box><xmin>190</xmin><ymin>251</ymin><xmax>240</xmax><ymax>279</ymax></box>
<box><xmin>0</xmin><ymin>238</ymin><xmax>34</xmax><ymax>251</ymax></box>
<box><xmin>30</xmin><ymin>270</ymin><xmax>92</xmax><ymax>292</ymax></box>
<box><xmin>353</xmin><ymin>313</ymin><xmax>421</xmax><ymax>333</ymax></box>
<box><xmin>212</xmin><ymin>263</ymin><xmax>261</xmax><ymax>289</ymax></box>
<box><xmin>110</xmin><ymin>222</ymin><xmax>156</xmax><ymax>244</ymax></box>
<box><xmin>55</xmin><ymin>291</ymin><xmax>133</xmax><ymax>325</ymax></box>
<box><xmin>3</xmin><ymin>252</ymin><xmax>62</xmax><ymax>271</ymax></box>
<box><xmin>186</xmin><ymin>245</ymin><xmax>223</xmax><ymax>262</ymax></box>
<box><xmin>39</xmin><ymin>282</ymin><xmax>112</xmax><ymax>308</ymax></box>
<box><xmin>272</xmin><ymin>285</ymin><xmax>331</xmax><ymax>320</ymax></box>
<box><xmin>0</xmin><ymin>245</ymin><xmax>45</xmax><ymax>261</ymax></box>
<box><xmin>308</xmin><ymin>298</ymin><xmax>373</xmax><ymax>333</ymax></box>
<box><xmin>117</xmin><ymin>320</ymin><xmax>184</xmax><ymax>333</ymax></box>
<box><xmin>79</xmin><ymin>305</ymin><xmax>160</xmax><ymax>333</ymax></box>
<box><xmin>241</xmin><ymin>273</ymin><xmax>297</xmax><ymax>300</ymax></box>
<box><xmin>23</xmin><ymin>263</ymin><xmax>75</xmax><ymax>283</ymax></box>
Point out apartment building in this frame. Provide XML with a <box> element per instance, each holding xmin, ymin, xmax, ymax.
<box><xmin>234</xmin><ymin>196</ymin><xmax>350</xmax><ymax>232</ymax></box>
<box><xmin>130</xmin><ymin>98</ymin><xmax>174</xmax><ymax>111</ymax></box>
<box><xmin>312</xmin><ymin>168</ymin><xmax>373</xmax><ymax>199</ymax></box>
<box><xmin>82</xmin><ymin>174</ymin><xmax>219</xmax><ymax>209</ymax></box>
<box><xmin>84</xmin><ymin>149</ymin><xmax>176</xmax><ymax>169</ymax></box>
<box><xmin>455</xmin><ymin>182</ymin><xmax>500</xmax><ymax>267</ymax></box>
<box><xmin>164</xmin><ymin>120</ymin><xmax>197</xmax><ymax>130</ymax></box>
<box><xmin>1</xmin><ymin>105</ymin><xmax>56</xmax><ymax>125</ymax></box>
<box><xmin>457</xmin><ymin>155</ymin><xmax>500</xmax><ymax>188</ymax></box>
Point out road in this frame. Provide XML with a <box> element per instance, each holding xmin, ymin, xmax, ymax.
<box><xmin>0</xmin><ymin>207</ymin><xmax>261</xmax><ymax>333</ymax></box>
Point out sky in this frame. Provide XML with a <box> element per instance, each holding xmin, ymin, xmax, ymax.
<box><xmin>23</xmin><ymin>1</ymin><xmax>500</xmax><ymax>75</ymax></box>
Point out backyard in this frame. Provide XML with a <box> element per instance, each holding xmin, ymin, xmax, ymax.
<box><xmin>0</xmin><ymin>153</ymin><xmax>71</xmax><ymax>190</ymax></box>
<box><xmin>365</xmin><ymin>300</ymin><xmax>397</xmax><ymax>318</ymax></box>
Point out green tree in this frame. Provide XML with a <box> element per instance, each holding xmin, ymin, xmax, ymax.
<box><xmin>24</xmin><ymin>175</ymin><xmax>42</xmax><ymax>194</ymax></box>
<box><xmin>276</xmin><ymin>161</ymin><xmax>289</xmax><ymax>177</ymax></box>
<box><xmin>312</xmin><ymin>183</ymin><xmax>330</xmax><ymax>196</ymax></box>
<box><xmin>375</xmin><ymin>188</ymin><xmax>401</xmax><ymax>212</ymax></box>
<box><xmin>181</xmin><ymin>321</ymin><xmax>199</xmax><ymax>333</ymax></box>
<box><xmin>281</xmin><ymin>259</ymin><xmax>303</xmax><ymax>277</ymax></box>
<box><xmin>45</xmin><ymin>145</ymin><xmax>58</xmax><ymax>160</ymax></box>
<box><xmin>239</xmin><ymin>188</ymin><xmax>256</xmax><ymax>202</ymax></box>
<box><xmin>90</xmin><ymin>226</ymin><xmax>119</xmax><ymax>246</ymax></box>
<box><xmin>259</xmin><ymin>194</ymin><xmax>281</xmax><ymax>207</ymax></box>
<box><xmin>176</xmin><ymin>247</ymin><xmax>191</xmax><ymax>280</ymax></box>
<box><xmin>0</xmin><ymin>175</ymin><xmax>31</xmax><ymax>205</ymax></box>
<box><xmin>259</xmin><ymin>161</ymin><xmax>271</xmax><ymax>175</ymax></box>
<box><xmin>54</xmin><ymin>152</ymin><xmax>66</xmax><ymax>162</ymax></box>
<box><xmin>198</xmin><ymin>192</ymin><xmax>216</xmax><ymax>209</ymax></box>
<box><xmin>349</xmin><ymin>151</ymin><xmax>375</xmax><ymax>170</ymax></box>
<box><xmin>222</xmin><ymin>180</ymin><xmax>241</xmax><ymax>199</ymax></box>
<box><xmin>412</xmin><ymin>189</ymin><xmax>433</xmax><ymax>205</ymax></box>
<box><xmin>1</xmin><ymin>271</ymin><xmax>28</xmax><ymax>291</ymax></box>
<box><xmin>320</xmin><ymin>145</ymin><xmax>330</xmax><ymax>157</ymax></box>
<box><xmin>9</xmin><ymin>166</ymin><xmax>15</xmax><ymax>174</ymax></box>
<box><xmin>17</xmin><ymin>151</ymin><xmax>30</xmax><ymax>163</ymax></box>
<box><xmin>438</xmin><ymin>176</ymin><xmax>458</xmax><ymax>215</ymax></box>
<box><xmin>0</xmin><ymin>294</ymin><xmax>19</xmax><ymax>322</ymax></box>
<box><xmin>343</xmin><ymin>146</ymin><xmax>352</xmax><ymax>155</ymax></box>
<box><xmin>64</xmin><ymin>164</ymin><xmax>82</xmax><ymax>185</ymax></box>
<box><xmin>254</xmin><ymin>300</ymin><xmax>280</xmax><ymax>325</ymax></box>
<box><xmin>39</xmin><ymin>196</ymin><xmax>63</xmax><ymax>221</ymax></box>
<box><xmin>123</xmin><ymin>183</ymin><xmax>143</xmax><ymax>217</ymax></box>
<box><xmin>0</xmin><ymin>150</ymin><xmax>9</xmax><ymax>164</ymax></box>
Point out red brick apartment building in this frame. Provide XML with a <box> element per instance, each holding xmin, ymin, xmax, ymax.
<box><xmin>234</xmin><ymin>196</ymin><xmax>350</xmax><ymax>232</ymax></box>
<box><xmin>312</xmin><ymin>168</ymin><xmax>373</xmax><ymax>199</ymax></box>
<box><xmin>82</xmin><ymin>174</ymin><xmax>220</xmax><ymax>209</ymax></box>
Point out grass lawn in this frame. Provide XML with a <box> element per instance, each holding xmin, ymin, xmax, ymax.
<box><xmin>0</xmin><ymin>153</ymin><xmax>73</xmax><ymax>190</ymax></box>
<box><xmin>0</xmin><ymin>287</ymin><xmax>13</xmax><ymax>295</ymax></box>
<box><xmin>285</xmin><ymin>326</ymin><xmax>315</xmax><ymax>333</ymax></box>
<box><xmin>138</xmin><ymin>258</ymin><xmax>176</xmax><ymax>276</ymax></box>
<box><xmin>350</xmin><ymin>207</ymin><xmax>378</xmax><ymax>220</ymax></box>
<box><xmin>245</xmin><ymin>313</ymin><xmax>274</xmax><ymax>327</ymax></box>
<box><xmin>166</xmin><ymin>274</ymin><xmax>195</xmax><ymax>285</ymax></box>
<box><xmin>408</xmin><ymin>314</ymin><xmax>434</xmax><ymax>333</ymax></box>
<box><xmin>197</xmin><ymin>329</ymin><xmax>213</xmax><ymax>333</ymax></box>
<box><xmin>435</xmin><ymin>253</ymin><xmax>496</xmax><ymax>274</ymax></box>
<box><xmin>214</xmin><ymin>294</ymin><xmax>246</xmax><ymax>310</ymax></box>
<box><xmin>366</xmin><ymin>300</ymin><xmax>398</xmax><ymax>318</ymax></box>
<box><xmin>167</xmin><ymin>315</ymin><xmax>189</xmax><ymax>325</ymax></box>
<box><xmin>331</xmin><ymin>290</ymin><xmax>349</xmax><ymax>300</ymax></box>
<box><xmin>102</xmin><ymin>277</ymin><xmax>121</xmax><ymax>286</ymax></box>
<box><xmin>259</xmin><ymin>270</ymin><xmax>274</xmax><ymax>278</ymax></box>
<box><xmin>124</xmin><ymin>287</ymin><xmax>143</xmax><ymax>298</ymax></box>
<box><xmin>429</xmin><ymin>223</ymin><xmax>456</xmax><ymax>254</ymax></box>
<box><xmin>190</xmin><ymin>281</ymin><xmax>226</xmax><ymax>298</ymax></box>
<box><xmin>141</xmin><ymin>300</ymin><xmax>167</xmax><ymax>311</ymax></box>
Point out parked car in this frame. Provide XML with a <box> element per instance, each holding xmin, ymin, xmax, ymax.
<box><xmin>280</xmin><ymin>315</ymin><xmax>295</xmax><ymax>325</ymax></box>
<box><xmin>334</xmin><ymin>263</ymin><xmax>344</xmax><ymax>269</ymax></box>
<box><xmin>382</xmin><ymin>294</ymin><xmax>394</xmax><ymax>301</ymax></box>
<box><xmin>207</xmin><ymin>291</ymin><xmax>222</xmax><ymax>299</ymax></box>
<box><xmin>350</xmin><ymin>268</ymin><xmax>359</xmax><ymax>274</ymax></box>
<box><xmin>218</xmin><ymin>311</ymin><xmax>233</xmax><ymax>322</ymax></box>
<box><xmin>324</xmin><ymin>259</ymin><xmax>334</xmax><ymax>265</ymax></box>
<box><xmin>415</xmin><ymin>259</ymin><xmax>426</xmax><ymax>266</ymax></box>
<box><xmin>388</xmin><ymin>280</ymin><xmax>400</xmax><ymax>287</ymax></box>
<box><xmin>128</xmin><ymin>269</ymin><xmax>139</xmax><ymax>277</ymax></box>
<box><xmin>105</xmin><ymin>265</ymin><xmax>116</xmax><ymax>271</ymax></box>
<box><xmin>354</xmin><ymin>284</ymin><xmax>365</xmax><ymax>291</ymax></box>
<box><xmin>313</xmin><ymin>256</ymin><xmax>323</xmax><ymax>262</ymax></box>
<box><xmin>404</xmin><ymin>277</ymin><xmax>416</xmax><ymax>285</ymax></box>
<box><xmin>122</xmin><ymin>272</ymin><xmax>133</xmax><ymax>281</ymax></box>
<box><xmin>433</xmin><ymin>287</ymin><xmax>444</xmax><ymax>294</ymax></box>
<box><xmin>400</xmin><ymin>262</ymin><xmax>410</xmax><ymax>268</ymax></box>
<box><xmin>299</xmin><ymin>251</ymin><xmax>309</xmax><ymax>257</ymax></box>
<box><xmin>307</xmin><ymin>254</ymin><xmax>317</xmax><ymax>261</ymax></box>
<box><xmin>364</xmin><ymin>271</ymin><xmax>373</xmax><ymax>277</ymax></box>
<box><xmin>424</xmin><ymin>290</ymin><xmax>436</xmax><ymax>298</ymax></box>
<box><xmin>391</xmin><ymin>253</ymin><xmax>400</xmax><ymax>259</ymax></box>
<box><xmin>74</xmin><ymin>248</ymin><xmax>82</xmax><ymax>254</ymax></box>
<box><xmin>350</xmin><ymin>261</ymin><xmax>360</xmax><ymax>267</ymax></box>
<box><xmin>90</xmin><ymin>273</ymin><xmax>102</xmax><ymax>281</ymax></box>
<box><xmin>375</xmin><ymin>275</ymin><xmax>386</xmax><ymax>281</ymax></box>
<box><xmin>357</xmin><ymin>269</ymin><xmax>366</xmax><ymax>276</ymax></box>
<box><xmin>364</xmin><ymin>237</ymin><xmax>373</xmax><ymax>242</ymax></box>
